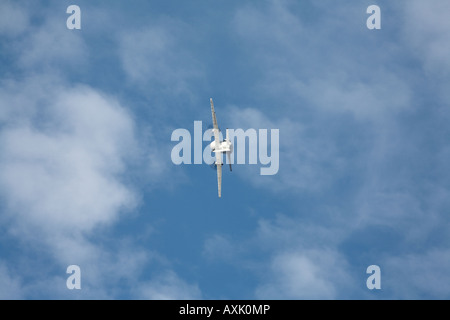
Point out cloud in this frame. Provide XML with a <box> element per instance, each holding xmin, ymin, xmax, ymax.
<box><xmin>225</xmin><ymin>0</ymin><xmax>415</xmax><ymax>196</ymax></box>
<box><xmin>203</xmin><ymin>234</ymin><xmax>235</xmax><ymax>262</ymax></box>
<box><xmin>137</xmin><ymin>271</ymin><xmax>202</xmax><ymax>300</ymax></box>
<box><xmin>401</xmin><ymin>0</ymin><xmax>450</xmax><ymax>75</ymax></box>
<box><xmin>218</xmin><ymin>0</ymin><xmax>450</xmax><ymax>300</ymax></box>
<box><xmin>250</xmin><ymin>212</ymin><xmax>357</xmax><ymax>299</ymax></box>
<box><xmin>0</xmin><ymin>74</ymin><xmax>187</xmax><ymax>298</ymax></box>
<box><xmin>0</xmin><ymin>1</ymin><xmax>29</xmax><ymax>37</ymax></box>
<box><xmin>0</xmin><ymin>263</ymin><xmax>23</xmax><ymax>299</ymax></box>
<box><xmin>0</xmin><ymin>81</ymin><xmax>138</xmax><ymax>237</ymax></box>
<box><xmin>201</xmin><ymin>212</ymin><xmax>357</xmax><ymax>299</ymax></box>
<box><xmin>255</xmin><ymin>249</ymin><xmax>351</xmax><ymax>299</ymax></box>
<box><xmin>0</xmin><ymin>1</ymin><xmax>200</xmax><ymax>299</ymax></box>
<box><xmin>296</xmin><ymin>75</ymin><xmax>411</xmax><ymax>120</ymax></box>
<box><xmin>0</xmin><ymin>77</ymin><xmax>139</xmax><ymax>297</ymax></box>
<box><xmin>1</xmin><ymin>0</ymin><xmax>449</xmax><ymax>300</ymax></box>
<box><xmin>383</xmin><ymin>249</ymin><xmax>450</xmax><ymax>299</ymax></box>
<box><xmin>233</xmin><ymin>0</ymin><xmax>304</xmax><ymax>51</ymax></box>
<box><xmin>13</xmin><ymin>9</ymin><xmax>87</xmax><ymax>72</ymax></box>
<box><xmin>233</xmin><ymin>0</ymin><xmax>412</xmax><ymax>121</ymax></box>
<box><xmin>118</xmin><ymin>21</ymin><xmax>203</xmax><ymax>97</ymax></box>
<box><xmin>255</xmin><ymin>214</ymin><xmax>346</xmax><ymax>250</ymax></box>
<box><xmin>224</xmin><ymin>106</ymin><xmax>342</xmax><ymax>193</ymax></box>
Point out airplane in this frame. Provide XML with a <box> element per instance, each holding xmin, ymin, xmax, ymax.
<box><xmin>209</xmin><ymin>98</ymin><xmax>232</xmax><ymax>198</ymax></box>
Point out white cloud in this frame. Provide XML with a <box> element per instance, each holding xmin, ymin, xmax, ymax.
<box><xmin>234</xmin><ymin>0</ymin><xmax>304</xmax><ymax>51</ymax></box>
<box><xmin>296</xmin><ymin>75</ymin><xmax>411</xmax><ymax>120</ymax></box>
<box><xmin>225</xmin><ymin>0</ymin><xmax>450</xmax><ymax>300</ymax></box>
<box><xmin>383</xmin><ymin>249</ymin><xmax>450</xmax><ymax>299</ymax></box>
<box><xmin>0</xmin><ymin>75</ymin><xmax>184</xmax><ymax>298</ymax></box>
<box><xmin>224</xmin><ymin>107</ymin><xmax>341</xmax><ymax>193</ymax></box>
<box><xmin>15</xmin><ymin>13</ymin><xmax>87</xmax><ymax>71</ymax></box>
<box><xmin>0</xmin><ymin>2</ymin><xmax>199</xmax><ymax>298</ymax></box>
<box><xmin>1</xmin><ymin>0</ymin><xmax>448</xmax><ymax>301</ymax></box>
<box><xmin>0</xmin><ymin>263</ymin><xmax>23</xmax><ymax>299</ymax></box>
<box><xmin>203</xmin><ymin>234</ymin><xmax>235</xmax><ymax>262</ymax></box>
<box><xmin>250</xmin><ymin>212</ymin><xmax>357</xmax><ymax>299</ymax></box>
<box><xmin>255</xmin><ymin>214</ymin><xmax>346</xmax><ymax>250</ymax></box>
<box><xmin>203</xmin><ymin>212</ymin><xmax>356</xmax><ymax>299</ymax></box>
<box><xmin>233</xmin><ymin>1</ymin><xmax>412</xmax><ymax>121</ymax></box>
<box><xmin>118</xmin><ymin>22</ymin><xmax>203</xmax><ymax>97</ymax></box>
<box><xmin>226</xmin><ymin>1</ymin><xmax>416</xmax><ymax>196</ymax></box>
<box><xmin>401</xmin><ymin>0</ymin><xmax>450</xmax><ymax>75</ymax></box>
<box><xmin>0</xmin><ymin>79</ymin><xmax>139</xmax><ymax>297</ymax></box>
<box><xmin>137</xmin><ymin>271</ymin><xmax>202</xmax><ymax>300</ymax></box>
<box><xmin>0</xmin><ymin>1</ymin><xmax>29</xmax><ymax>37</ymax></box>
<box><xmin>0</xmin><ymin>83</ymin><xmax>138</xmax><ymax>236</ymax></box>
<box><xmin>255</xmin><ymin>249</ymin><xmax>350</xmax><ymax>299</ymax></box>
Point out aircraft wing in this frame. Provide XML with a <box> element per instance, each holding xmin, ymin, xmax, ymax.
<box><xmin>216</xmin><ymin>160</ymin><xmax>222</xmax><ymax>198</ymax></box>
<box><xmin>211</xmin><ymin>98</ymin><xmax>223</xmax><ymax>197</ymax></box>
<box><xmin>210</xmin><ymin>98</ymin><xmax>220</xmax><ymax>147</ymax></box>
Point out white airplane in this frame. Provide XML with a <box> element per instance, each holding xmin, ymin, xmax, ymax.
<box><xmin>209</xmin><ymin>98</ymin><xmax>232</xmax><ymax>198</ymax></box>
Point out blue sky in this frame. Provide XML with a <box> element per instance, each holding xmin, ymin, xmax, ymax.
<box><xmin>0</xmin><ymin>0</ymin><xmax>449</xmax><ymax>299</ymax></box>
